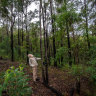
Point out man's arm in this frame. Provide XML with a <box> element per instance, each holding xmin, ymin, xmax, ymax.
<box><xmin>35</xmin><ymin>57</ymin><xmax>41</xmax><ymax>60</ymax></box>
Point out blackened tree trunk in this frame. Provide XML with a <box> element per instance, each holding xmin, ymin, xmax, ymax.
<box><xmin>42</xmin><ymin>2</ymin><xmax>49</xmax><ymax>84</ymax></box>
<box><xmin>10</xmin><ymin>3</ymin><xmax>14</xmax><ymax>62</ymax></box>
<box><xmin>44</xmin><ymin>3</ymin><xmax>49</xmax><ymax>84</ymax></box>
<box><xmin>64</xmin><ymin>0</ymin><xmax>72</xmax><ymax>66</ymax></box>
<box><xmin>21</xmin><ymin>0</ymin><xmax>24</xmax><ymax>46</ymax></box>
<box><xmin>39</xmin><ymin>0</ymin><xmax>46</xmax><ymax>83</ymax></box>
<box><xmin>18</xmin><ymin>9</ymin><xmax>21</xmax><ymax>56</ymax></box>
<box><xmin>22</xmin><ymin>12</ymin><xmax>24</xmax><ymax>46</ymax></box>
<box><xmin>18</xmin><ymin>12</ymin><xmax>20</xmax><ymax>46</ymax></box>
<box><xmin>11</xmin><ymin>21</ymin><xmax>14</xmax><ymax>61</ymax></box>
<box><xmin>50</xmin><ymin>0</ymin><xmax>57</xmax><ymax>67</ymax></box>
<box><xmin>25</xmin><ymin>2</ymin><xmax>29</xmax><ymax>64</ymax></box>
<box><xmin>66</xmin><ymin>21</ymin><xmax>72</xmax><ymax>66</ymax></box>
<box><xmin>6</xmin><ymin>19</ymin><xmax>9</xmax><ymax>36</ymax></box>
<box><xmin>76</xmin><ymin>79</ymin><xmax>80</xmax><ymax>95</ymax></box>
<box><xmin>72</xmin><ymin>26</ymin><xmax>76</xmax><ymax>64</ymax></box>
<box><xmin>61</xmin><ymin>37</ymin><xmax>63</xmax><ymax>64</ymax></box>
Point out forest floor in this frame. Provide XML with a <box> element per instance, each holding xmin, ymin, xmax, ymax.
<box><xmin>0</xmin><ymin>59</ymin><xmax>94</xmax><ymax>96</ymax></box>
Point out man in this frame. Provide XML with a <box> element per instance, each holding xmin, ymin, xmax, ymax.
<box><xmin>28</xmin><ymin>54</ymin><xmax>41</xmax><ymax>82</ymax></box>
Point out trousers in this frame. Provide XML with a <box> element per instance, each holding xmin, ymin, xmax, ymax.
<box><xmin>32</xmin><ymin>66</ymin><xmax>37</xmax><ymax>81</ymax></box>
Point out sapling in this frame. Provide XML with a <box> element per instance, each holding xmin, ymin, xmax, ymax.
<box><xmin>2</xmin><ymin>66</ymin><xmax>32</xmax><ymax>96</ymax></box>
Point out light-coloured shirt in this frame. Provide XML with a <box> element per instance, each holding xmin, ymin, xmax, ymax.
<box><xmin>29</xmin><ymin>57</ymin><xmax>41</xmax><ymax>67</ymax></box>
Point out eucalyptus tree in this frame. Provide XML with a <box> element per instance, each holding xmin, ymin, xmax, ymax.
<box><xmin>55</xmin><ymin>0</ymin><xmax>72</xmax><ymax>66</ymax></box>
<box><xmin>0</xmin><ymin>0</ymin><xmax>18</xmax><ymax>61</ymax></box>
<box><xmin>0</xmin><ymin>0</ymin><xmax>32</xmax><ymax>61</ymax></box>
<box><xmin>15</xmin><ymin>0</ymin><xmax>24</xmax><ymax>57</ymax></box>
<box><xmin>84</xmin><ymin>0</ymin><xmax>90</xmax><ymax>49</ymax></box>
<box><xmin>55</xmin><ymin>0</ymin><xmax>81</xmax><ymax>66</ymax></box>
<box><xmin>42</xmin><ymin>0</ymin><xmax>49</xmax><ymax>84</ymax></box>
<box><xmin>80</xmin><ymin>0</ymin><xmax>91</xmax><ymax>49</ymax></box>
<box><xmin>39</xmin><ymin>0</ymin><xmax>46</xmax><ymax>84</ymax></box>
<box><xmin>49</xmin><ymin>0</ymin><xmax>57</xmax><ymax>67</ymax></box>
<box><xmin>21</xmin><ymin>0</ymin><xmax>32</xmax><ymax>63</ymax></box>
<box><xmin>0</xmin><ymin>1</ymin><xmax>10</xmax><ymax>41</ymax></box>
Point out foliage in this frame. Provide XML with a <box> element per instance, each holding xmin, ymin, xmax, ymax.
<box><xmin>0</xmin><ymin>37</ymin><xmax>10</xmax><ymax>59</ymax></box>
<box><xmin>87</xmin><ymin>64</ymin><xmax>96</xmax><ymax>85</ymax></box>
<box><xmin>55</xmin><ymin>47</ymin><xmax>68</xmax><ymax>67</ymax></box>
<box><xmin>50</xmin><ymin>57</ymin><xmax>55</xmax><ymax>66</ymax></box>
<box><xmin>87</xmin><ymin>48</ymin><xmax>96</xmax><ymax>85</ymax></box>
<box><xmin>1</xmin><ymin>66</ymin><xmax>32</xmax><ymax>96</ymax></box>
<box><xmin>0</xmin><ymin>85</ymin><xmax>3</xmax><ymax>96</ymax></box>
<box><xmin>71</xmin><ymin>64</ymin><xmax>84</xmax><ymax>81</ymax></box>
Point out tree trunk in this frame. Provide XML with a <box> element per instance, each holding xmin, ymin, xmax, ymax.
<box><xmin>66</xmin><ymin>21</ymin><xmax>72</xmax><ymax>66</ymax></box>
<box><xmin>10</xmin><ymin>3</ymin><xmax>14</xmax><ymax>62</ymax></box>
<box><xmin>84</xmin><ymin>0</ymin><xmax>90</xmax><ymax>49</ymax></box>
<box><xmin>64</xmin><ymin>0</ymin><xmax>72</xmax><ymax>66</ymax></box>
<box><xmin>61</xmin><ymin>37</ymin><xmax>63</xmax><ymax>64</ymax></box>
<box><xmin>21</xmin><ymin>1</ymin><xmax>24</xmax><ymax>46</ymax></box>
<box><xmin>18</xmin><ymin>12</ymin><xmax>20</xmax><ymax>46</ymax></box>
<box><xmin>25</xmin><ymin>2</ymin><xmax>29</xmax><ymax>64</ymax></box>
<box><xmin>39</xmin><ymin>0</ymin><xmax>46</xmax><ymax>83</ymax></box>
<box><xmin>22</xmin><ymin>13</ymin><xmax>24</xmax><ymax>46</ymax></box>
<box><xmin>18</xmin><ymin>10</ymin><xmax>21</xmax><ymax>57</ymax></box>
<box><xmin>50</xmin><ymin>0</ymin><xmax>57</xmax><ymax>67</ymax></box>
<box><xmin>42</xmin><ymin>2</ymin><xmax>49</xmax><ymax>84</ymax></box>
<box><xmin>6</xmin><ymin>19</ymin><xmax>9</xmax><ymax>36</ymax></box>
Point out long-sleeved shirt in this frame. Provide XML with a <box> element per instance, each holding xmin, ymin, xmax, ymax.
<box><xmin>29</xmin><ymin>57</ymin><xmax>41</xmax><ymax>67</ymax></box>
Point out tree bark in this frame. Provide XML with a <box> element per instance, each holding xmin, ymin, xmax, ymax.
<box><xmin>25</xmin><ymin>2</ymin><xmax>29</xmax><ymax>64</ymax></box>
<box><xmin>64</xmin><ymin>0</ymin><xmax>72</xmax><ymax>66</ymax></box>
<box><xmin>10</xmin><ymin>3</ymin><xmax>14</xmax><ymax>62</ymax></box>
<box><xmin>18</xmin><ymin>9</ymin><xmax>21</xmax><ymax>56</ymax></box>
<box><xmin>39</xmin><ymin>0</ymin><xmax>46</xmax><ymax>83</ymax></box>
<box><xmin>50</xmin><ymin>0</ymin><xmax>57</xmax><ymax>67</ymax></box>
<box><xmin>42</xmin><ymin>2</ymin><xmax>49</xmax><ymax>84</ymax></box>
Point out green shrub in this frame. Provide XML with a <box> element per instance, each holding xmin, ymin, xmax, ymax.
<box><xmin>50</xmin><ymin>57</ymin><xmax>55</xmax><ymax>66</ymax></box>
<box><xmin>55</xmin><ymin>47</ymin><xmax>68</xmax><ymax>67</ymax></box>
<box><xmin>0</xmin><ymin>37</ymin><xmax>11</xmax><ymax>59</ymax></box>
<box><xmin>2</xmin><ymin>66</ymin><xmax>32</xmax><ymax>96</ymax></box>
<box><xmin>71</xmin><ymin>65</ymin><xmax>84</xmax><ymax>81</ymax></box>
<box><xmin>62</xmin><ymin>64</ymin><xmax>70</xmax><ymax>70</ymax></box>
<box><xmin>87</xmin><ymin>58</ymin><xmax>96</xmax><ymax>85</ymax></box>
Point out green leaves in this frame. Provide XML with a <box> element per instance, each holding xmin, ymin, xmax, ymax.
<box><xmin>71</xmin><ymin>65</ymin><xmax>84</xmax><ymax>77</ymax></box>
<box><xmin>86</xmin><ymin>65</ymin><xmax>96</xmax><ymax>85</ymax></box>
<box><xmin>0</xmin><ymin>37</ymin><xmax>10</xmax><ymax>59</ymax></box>
<box><xmin>0</xmin><ymin>85</ymin><xmax>3</xmax><ymax>96</ymax></box>
<box><xmin>56</xmin><ymin>1</ymin><xmax>80</xmax><ymax>30</ymax></box>
<box><xmin>2</xmin><ymin>66</ymin><xmax>32</xmax><ymax>96</ymax></box>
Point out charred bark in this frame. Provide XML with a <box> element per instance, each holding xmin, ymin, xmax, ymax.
<box><xmin>84</xmin><ymin>0</ymin><xmax>90</xmax><ymax>49</ymax></box>
<box><xmin>50</xmin><ymin>0</ymin><xmax>57</xmax><ymax>67</ymax></box>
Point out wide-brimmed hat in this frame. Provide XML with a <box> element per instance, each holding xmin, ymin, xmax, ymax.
<box><xmin>28</xmin><ymin>54</ymin><xmax>34</xmax><ymax>58</ymax></box>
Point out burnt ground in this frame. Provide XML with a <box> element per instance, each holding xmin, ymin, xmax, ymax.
<box><xmin>0</xmin><ymin>59</ymin><xmax>95</xmax><ymax>96</ymax></box>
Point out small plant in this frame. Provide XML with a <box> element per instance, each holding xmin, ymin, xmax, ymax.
<box><xmin>71</xmin><ymin>65</ymin><xmax>83</xmax><ymax>80</ymax></box>
<box><xmin>55</xmin><ymin>47</ymin><xmax>68</xmax><ymax>67</ymax></box>
<box><xmin>87</xmin><ymin>58</ymin><xmax>96</xmax><ymax>85</ymax></box>
<box><xmin>50</xmin><ymin>57</ymin><xmax>55</xmax><ymax>66</ymax></box>
<box><xmin>71</xmin><ymin>65</ymin><xmax>84</xmax><ymax>95</ymax></box>
<box><xmin>2</xmin><ymin>66</ymin><xmax>32</xmax><ymax>96</ymax></box>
